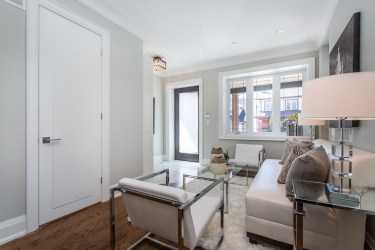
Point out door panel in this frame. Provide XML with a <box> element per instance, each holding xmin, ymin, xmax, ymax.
<box><xmin>39</xmin><ymin>7</ymin><xmax>102</xmax><ymax>224</ymax></box>
<box><xmin>174</xmin><ymin>86</ymin><xmax>199</xmax><ymax>162</ymax></box>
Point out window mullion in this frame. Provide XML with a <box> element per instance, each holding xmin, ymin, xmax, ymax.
<box><xmin>247</xmin><ymin>77</ymin><xmax>253</xmax><ymax>134</ymax></box>
<box><xmin>272</xmin><ymin>74</ymin><xmax>281</xmax><ymax>134</ymax></box>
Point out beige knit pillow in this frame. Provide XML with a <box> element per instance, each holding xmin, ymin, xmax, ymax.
<box><xmin>277</xmin><ymin>144</ymin><xmax>311</xmax><ymax>184</ymax></box>
<box><xmin>279</xmin><ymin>139</ymin><xmax>310</xmax><ymax>165</ymax></box>
<box><xmin>279</xmin><ymin>139</ymin><xmax>294</xmax><ymax>164</ymax></box>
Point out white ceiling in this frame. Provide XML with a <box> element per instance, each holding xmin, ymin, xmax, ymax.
<box><xmin>78</xmin><ymin>0</ymin><xmax>339</xmax><ymax>76</ymax></box>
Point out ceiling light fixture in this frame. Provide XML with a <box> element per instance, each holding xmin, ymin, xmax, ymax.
<box><xmin>276</xmin><ymin>29</ymin><xmax>285</xmax><ymax>34</ymax></box>
<box><xmin>153</xmin><ymin>57</ymin><xmax>166</xmax><ymax>71</ymax></box>
<box><xmin>199</xmin><ymin>49</ymin><xmax>204</xmax><ymax>53</ymax></box>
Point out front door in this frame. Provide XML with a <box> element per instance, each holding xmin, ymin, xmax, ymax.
<box><xmin>39</xmin><ymin>7</ymin><xmax>102</xmax><ymax>224</ymax></box>
<box><xmin>174</xmin><ymin>86</ymin><xmax>199</xmax><ymax>162</ymax></box>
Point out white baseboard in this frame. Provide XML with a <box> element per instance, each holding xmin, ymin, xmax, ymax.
<box><xmin>366</xmin><ymin>231</ymin><xmax>375</xmax><ymax>250</ymax></box>
<box><xmin>154</xmin><ymin>155</ymin><xmax>165</xmax><ymax>164</ymax></box>
<box><xmin>0</xmin><ymin>215</ymin><xmax>26</xmax><ymax>245</ymax></box>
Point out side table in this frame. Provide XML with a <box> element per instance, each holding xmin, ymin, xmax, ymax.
<box><xmin>292</xmin><ymin>180</ymin><xmax>375</xmax><ymax>250</ymax></box>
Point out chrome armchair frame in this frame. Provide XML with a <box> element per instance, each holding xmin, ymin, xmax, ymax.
<box><xmin>110</xmin><ymin>169</ymin><xmax>225</xmax><ymax>250</ymax></box>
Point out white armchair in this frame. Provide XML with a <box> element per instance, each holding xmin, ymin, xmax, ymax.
<box><xmin>110</xmin><ymin>169</ymin><xmax>224</xmax><ymax>250</ymax></box>
<box><xmin>228</xmin><ymin>144</ymin><xmax>265</xmax><ymax>169</ymax></box>
<box><xmin>227</xmin><ymin>144</ymin><xmax>265</xmax><ymax>185</ymax></box>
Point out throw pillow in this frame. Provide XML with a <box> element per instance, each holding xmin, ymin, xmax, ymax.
<box><xmin>279</xmin><ymin>139</ymin><xmax>294</xmax><ymax>164</ymax></box>
<box><xmin>285</xmin><ymin>145</ymin><xmax>330</xmax><ymax>201</ymax></box>
<box><xmin>279</xmin><ymin>139</ymin><xmax>310</xmax><ymax>164</ymax></box>
<box><xmin>277</xmin><ymin>144</ymin><xmax>310</xmax><ymax>184</ymax></box>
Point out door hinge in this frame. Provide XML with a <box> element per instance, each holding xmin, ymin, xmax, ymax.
<box><xmin>101</xmin><ymin>49</ymin><xmax>103</xmax><ymax>56</ymax></box>
<box><xmin>100</xmin><ymin>113</ymin><xmax>103</xmax><ymax>120</ymax></box>
<box><xmin>101</xmin><ymin>177</ymin><xmax>103</xmax><ymax>184</ymax></box>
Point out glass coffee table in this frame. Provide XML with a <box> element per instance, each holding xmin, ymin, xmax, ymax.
<box><xmin>183</xmin><ymin>164</ymin><xmax>249</xmax><ymax>213</ymax></box>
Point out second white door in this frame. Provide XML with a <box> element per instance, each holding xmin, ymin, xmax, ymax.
<box><xmin>39</xmin><ymin>6</ymin><xmax>102</xmax><ymax>224</ymax></box>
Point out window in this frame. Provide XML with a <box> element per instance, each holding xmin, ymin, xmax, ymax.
<box><xmin>229</xmin><ymin>80</ymin><xmax>247</xmax><ymax>133</ymax></box>
<box><xmin>219</xmin><ymin>58</ymin><xmax>315</xmax><ymax>140</ymax></box>
<box><xmin>285</xmin><ymin>99</ymin><xmax>298</xmax><ymax>110</ymax></box>
<box><xmin>253</xmin><ymin>76</ymin><xmax>273</xmax><ymax>132</ymax></box>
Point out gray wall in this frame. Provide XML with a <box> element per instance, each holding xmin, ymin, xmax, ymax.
<box><xmin>0</xmin><ymin>1</ymin><xmax>26</xmax><ymax>223</ymax></box>
<box><xmin>0</xmin><ymin>0</ymin><xmax>144</xmax><ymax>223</ymax></box>
<box><xmin>328</xmin><ymin>0</ymin><xmax>375</xmax><ymax>245</ymax></box>
<box><xmin>164</xmin><ymin>51</ymin><xmax>319</xmax><ymax>160</ymax></box>
<box><xmin>153</xmin><ymin>75</ymin><xmax>165</xmax><ymax>158</ymax></box>
<box><xmin>329</xmin><ymin>0</ymin><xmax>375</xmax><ymax>153</ymax></box>
<box><xmin>318</xmin><ymin>45</ymin><xmax>330</xmax><ymax>140</ymax></box>
<box><xmin>55</xmin><ymin>0</ymin><xmax>144</xmax><ymax>185</ymax></box>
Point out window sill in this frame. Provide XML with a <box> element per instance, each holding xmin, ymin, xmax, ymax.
<box><xmin>219</xmin><ymin>134</ymin><xmax>310</xmax><ymax>142</ymax></box>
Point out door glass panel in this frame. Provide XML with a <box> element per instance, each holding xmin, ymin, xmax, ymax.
<box><xmin>179</xmin><ymin>91</ymin><xmax>198</xmax><ymax>154</ymax></box>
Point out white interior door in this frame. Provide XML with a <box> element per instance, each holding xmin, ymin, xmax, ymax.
<box><xmin>39</xmin><ymin>7</ymin><xmax>102</xmax><ymax>224</ymax></box>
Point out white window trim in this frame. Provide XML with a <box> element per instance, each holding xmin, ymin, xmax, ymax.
<box><xmin>218</xmin><ymin>57</ymin><xmax>315</xmax><ymax>141</ymax></box>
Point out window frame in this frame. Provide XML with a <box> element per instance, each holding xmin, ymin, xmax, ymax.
<box><xmin>218</xmin><ymin>57</ymin><xmax>315</xmax><ymax>141</ymax></box>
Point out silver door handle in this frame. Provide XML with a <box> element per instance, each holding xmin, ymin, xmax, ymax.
<box><xmin>42</xmin><ymin>137</ymin><xmax>62</xmax><ymax>144</ymax></box>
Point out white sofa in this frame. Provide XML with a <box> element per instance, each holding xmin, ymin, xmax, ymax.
<box><xmin>245</xmin><ymin>139</ymin><xmax>375</xmax><ymax>250</ymax></box>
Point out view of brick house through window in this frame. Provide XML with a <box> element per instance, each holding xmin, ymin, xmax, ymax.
<box><xmin>221</xmin><ymin>58</ymin><xmax>313</xmax><ymax>138</ymax></box>
<box><xmin>253</xmin><ymin>76</ymin><xmax>273</xmax><ymax>132</ymax></box>
<box><xmin>280</xmin><ymin>73</ymin><xmax>303</xmax><ymax>132</ymax></box>
<box><xmin>229</xmin><ymin>80</ymin><xmax>247</xmax><ymax>133</ymax></box>
<box><xmin>227</xmin><ymin>72</ymin><xmax>304</xmax><ymax>135</ymax></box>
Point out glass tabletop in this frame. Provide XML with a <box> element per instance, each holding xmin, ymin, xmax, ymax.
<box><xmin>210</xmin><ymin>164</ymin><xmax>247</xmax><ymax>183</ymax></box>
<box><xmin>292</xmin><ymin>180</ymin><xmax>375</xmax><ymax>215</ymax></box>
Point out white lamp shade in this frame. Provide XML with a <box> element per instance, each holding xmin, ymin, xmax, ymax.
<box><xmin>298</xmin><ymin>117</ymin><xmax>325</xmax><ymax>126</ymax></box>
<box><xmin>302</xmin><ymin>72</ymin><xmax>375</xmax><ymax>120</ymax></box>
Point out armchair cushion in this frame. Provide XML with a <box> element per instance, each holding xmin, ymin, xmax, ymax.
<box><xmin>228</xmin><ymin>144</ymin><xmax>264</xmax><ymax>166</ymax></box>
<box><xmin>119</xmin><ymin>177</ymin><xmax>188</xmax><ymax>203</ymax></box>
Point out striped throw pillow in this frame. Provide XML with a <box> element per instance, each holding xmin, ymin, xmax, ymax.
<box><xmin>277</xmin><ymin>144</ymin><xmax>311</xmax><ymax>184</ymax></box>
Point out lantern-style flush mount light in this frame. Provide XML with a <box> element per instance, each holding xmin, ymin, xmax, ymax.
<box><xmin>153</xmin><ymin>57</ymin><xmax>166</xmax><ymax>71</ymax></box>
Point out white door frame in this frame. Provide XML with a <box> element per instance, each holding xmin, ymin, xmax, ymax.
<box><xmin>26</xmin><ymin>0</ymin><xmax>110</xmax><ymax>233</ymax></box>
<box><xmin>165</xmin><ymin>78</ymin><xmax>203</xmax><ymax>165</ymax></box>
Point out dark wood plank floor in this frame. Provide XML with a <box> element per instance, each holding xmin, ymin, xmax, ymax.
<box><xmin>0</xmin><ymin>198</ymin><xmax>177</xmax><ymax>250</ymax></box>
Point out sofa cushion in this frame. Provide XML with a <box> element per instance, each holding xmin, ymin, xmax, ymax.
<box><xmin>277</xmin><ymin>144</ymin><xmax>310</xmax><ymax>184</ymax></box>
<box><xmin>285</xmin><ymin>146</ymin><xmax>330</xmax><ymax>201</ymax></box>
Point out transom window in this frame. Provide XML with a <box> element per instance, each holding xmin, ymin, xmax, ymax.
<box><xmin>219</xmin><ymin>58</ymin><xmax>315</xmax><ymax>140</ymax></box>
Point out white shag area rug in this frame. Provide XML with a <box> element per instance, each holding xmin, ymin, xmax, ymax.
<box><xmin>184</xmin><ymin>173</ymin><xmax>281</xmax><ymax>250</ymax></box>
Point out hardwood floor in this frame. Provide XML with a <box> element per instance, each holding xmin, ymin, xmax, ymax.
<box><xmin>1</xmin><ymin>163</ymin><xmax>208</xmax><ymax>250</ymax></box>
<box><xmin>0</xmin><ymin>198</ymin><xmax>170</xmax><ymax>250</ymax></box>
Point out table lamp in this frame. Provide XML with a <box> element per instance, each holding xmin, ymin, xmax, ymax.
<box><xmin>302</xmin><ymin>72</ymin><xmax>375</xmax><ymax>195</ymax></box>
<box><xmin>298</xmin><ymin>116</ymin><xmax>325</xmax><ymax>145</ymax></box>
